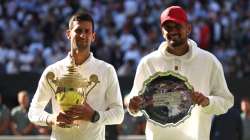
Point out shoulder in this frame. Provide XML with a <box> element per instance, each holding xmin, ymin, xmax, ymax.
<box><xmin>188</xmin><ymin>39</ymin><xmax>221</xmax><ymax>66</ymax></box>
<box><xmin>195</xmin><ymin>47</ymin><xmax>222</xmax><ymax>68</ymax></box>
<box><xmin>91</xmin><ymin>58</ymin><xmax>117</xmax><ymax>75</ymax></box>
<box><xmin>11</xmin><ymin>106</ymin><xmax>21</xmax><ymax>114</ymax></box>
<box><xmin>94</xmin><ymin>58</ymin><xmax>114</xmax><ymax>70</ymax></box>
<box><xmin>140</xmin><ymin>50</ymin><xmax>161</xmax><ymax>64</ymax></box>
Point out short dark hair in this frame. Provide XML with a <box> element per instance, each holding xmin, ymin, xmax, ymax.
<box><xmin>242</xmin><ymin>96</ymin><xmax>250</xmax><ymax>102</ymax></box>
<box><xmin>68</xmin><ymin>12</ymin><xmax>94</xmax><ymax>31</ymax></box>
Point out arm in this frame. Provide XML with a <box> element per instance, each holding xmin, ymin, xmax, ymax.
<box><xmin>97</xmin><ymin>66</ymin><xmax>124</xmax><ymax>125</ymax></box>
<box><xmin>28</xmin><ymin>68</ymin><xmax>54</xmax><ymax>126</ymax></box>
<box><xmin>202</xmin><ymin>59</ymin><xmax>234</xmax><ymax>115</ymax></box>
<box><xmin>127</xmin><ymin>60</ymin><xmax>148</xmax><ymax>117</ymax></box>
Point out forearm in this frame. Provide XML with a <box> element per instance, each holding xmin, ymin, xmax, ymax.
<box><xmin>97</xmin><ymin>106</ymin><xmax>124</xmax><ymax>125</ymax></box>
<box><xmin>99</xmin><ymin>66</ymin><xmax>124</xmax><ymax>125</ymax></box>
<box><xmin>28</xmin><ymin>67</ymin><xmax>54</xmax><ymax>126</ymax></box>
<box><xmin>28</xmin><ymin>103</ymin><xmax>53</xmax><ymax>126</ymax></box>
<box><xmin>203</xmin><ymin>61</ymin><xmax>234</xmax><ymax>115</ymax></box>
<box><xmin>127</xmin><ymin>61</ymin><xmax>147</xmax><ymax>117</ymax></box>
<box><xmin>202</xmin><ymin>94</ymin><xmax>234</xmax><ymax>115</ymax></box>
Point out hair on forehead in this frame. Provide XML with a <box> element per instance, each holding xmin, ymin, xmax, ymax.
<box><xmin>18</xmin><ymin>90</ymin><xmax>28</xmax><ymax>96</ymax></box>
<box><xmin>68</xmin><ymin>12</ymin><xmax>94</xmax><ymax>31</ymax></box>
<box><xmin>242</xmin><ymin>96</ymin><xmax>250</xmax><ymax>102</ymax></box>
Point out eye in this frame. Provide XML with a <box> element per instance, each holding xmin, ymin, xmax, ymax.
<box><xmin>176</xmin><ymin>24</ymin><xmax>182</xmax><ymax>30</ymax></box>
<box><xmin>163</xmin><ymin>23</ymin><xmax>183</xmax><ymax>31</ymax></box>
<box><xmin>84</xmin><ymin>29</ymin><xmax>90</xmax><ymax>34</ymax></box>
<box><xmin>75</xmin><ymin>29</ymin><xmax>82</xmax><ymax>34</ymax></box>
<box><xmin>163</xmin><ymin>25</ymin><xmax>172</xmax><ymax>31</ymax></box>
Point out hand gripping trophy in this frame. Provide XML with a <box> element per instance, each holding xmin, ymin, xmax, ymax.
<box><xmin>45</xmin><ymin>48</ymin><xmax>99</xmax><ymax>127</ymax></box>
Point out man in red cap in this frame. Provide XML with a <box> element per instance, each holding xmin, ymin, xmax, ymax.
<box><xmin>127</xmin><ymin>5</ymin><xmax>234</xmax><ymax>140</ymax></box>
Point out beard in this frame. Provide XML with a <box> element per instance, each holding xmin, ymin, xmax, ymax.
<box><xmin>168</xmin><ymin>39</ymin><xmax>185</xmax><ymax>47</ymax></box>
<box><xmin>76</xmin><ymin>41</ymin><xmax>91</xmax><ymax>51</ymax></box>
<box><xmin>167</xmin><ymin>36</ymin><xmax>186</xmax><ymax>48</ymax></box>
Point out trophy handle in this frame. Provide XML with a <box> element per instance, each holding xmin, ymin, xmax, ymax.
<box><xmin>81</xmin><ymin>74</ymin><xmax>100</xmax><ymax>104</ymax></box>
<box><xmin>46</xmin><ymin>72</ymin><xmax>57</xmax><ymax>94</ymax></box>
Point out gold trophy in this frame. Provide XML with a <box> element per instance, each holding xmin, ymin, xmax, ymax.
<box><xmin>46</xmin><ymin>54</ymin><xmax>99</xmax><ymax>127</ymax></box>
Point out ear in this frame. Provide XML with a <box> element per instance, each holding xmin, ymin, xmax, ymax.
<box><xmin>66</xmin><ymin>29</ymin><xmax>71</xmax><ymax>40</ymax></box>
<box><xmin>187</xmin><ymin>23</ymin><xmax>192</xmax><ymax>35</ymax></box>
<box><xmin>161</xmin><ymin>27</ymin><xmax>168</xmax><ymax>40</ymax></box>
<box><xmin>92</xmin><ymin>32</ymin><xmax>96</xmax><ymax>42</ymax></box>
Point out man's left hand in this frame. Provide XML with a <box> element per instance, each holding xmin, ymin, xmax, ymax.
<box><xmin>191</xmin><ymin>92</ymin><xmax>209</xmax><ymax>107</ymax></box>
<box><xmin>65</xmin><ymin>103</ymin><xmax>95</xmax><ymax>121</ymax></box>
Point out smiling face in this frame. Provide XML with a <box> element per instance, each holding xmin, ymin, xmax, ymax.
<box><xmin>161</xmin><ymin>21</ymin><xmax>191</xmax><ymax>48</ymax></box>
<box><xmin>66</xmin><ymin>20</ymin><xmax>95</xmax><ymax>52</ymax></box>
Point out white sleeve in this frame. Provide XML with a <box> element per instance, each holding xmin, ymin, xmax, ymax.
<box><xmin>127</xmin><ymin>59</ymin><xmax>148</xmax><ymax>117</ymax></box>
<box><xmin>96</xmin><ymin>66</ymin><xmax>124</xmax><ymax>125</ymax></box>
<box><xmin>202</xmin><ymin>59</ymin><xmax>234</xmax><ymax>115</ymax></box>
<box><xmin>28</xmin><ymin>67</ymin><xmax>54</xmax><ymax>126</ymax></box>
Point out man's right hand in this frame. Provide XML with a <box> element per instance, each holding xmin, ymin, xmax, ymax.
<box><xmin>128</xmin><ymin>96</ymin><xmax>143</xmax><ymax>114</ymax></box>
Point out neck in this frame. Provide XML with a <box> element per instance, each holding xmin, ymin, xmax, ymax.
<box><xmin>167</xmin><ymin>42</ymin><xmax>189</xmax><ymax>56</ymax></box>
<box><xmin>72</xmin><ymin>48</ymin><xmax>90</xmax><ymax>65</ymax></box>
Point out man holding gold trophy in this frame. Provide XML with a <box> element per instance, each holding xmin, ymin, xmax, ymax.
<box><xmin>128</xmin><ymin>6</ymin><xmax>234</xmax><ymax>140</ymax></box>
<box><xmin>28</xmin><ymin>12</ymin><xmax>124</xmax><ymax>140</ymax></box>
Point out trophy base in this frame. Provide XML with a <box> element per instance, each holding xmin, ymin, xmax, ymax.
<box><xmin>60</xmin><ymin>120</ymin><xmax>81</xmax><ymax>128</ymax></box>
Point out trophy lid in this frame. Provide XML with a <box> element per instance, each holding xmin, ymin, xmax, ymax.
<box><xmin>57</xmin><ymin>63</ymin><xmax>89</xmax><ymax>88</ymax></box>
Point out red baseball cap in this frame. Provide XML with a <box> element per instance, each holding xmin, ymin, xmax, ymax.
<box><xmin>160</xmin><ymin>6</ymin><xmax>187</xmax><ymax>26</ymax></box>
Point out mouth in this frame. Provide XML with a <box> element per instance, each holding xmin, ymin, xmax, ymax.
<box><xmin>168</xmin><ymin>34</ymin><xmax>180</xmax><ymax>41</ymax></box>
<box><xmin>76</xmin><ymin>38</ymin><xmax>86</xmax><ymax>43</ymax></box>
<box><xmin>75</xmin><ymin>40</ymin><xmax>90</xmax><ymax>49</ymax></box>
<box><xmin>76</xmin><ymin>40</ymin><xmax>88</xmax><ymax>45</ymax></box>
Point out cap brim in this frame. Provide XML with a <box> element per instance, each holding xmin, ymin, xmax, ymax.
<box><xmin>161</xmin><ymin>18</ymin><xmax>185</xmax><ymax>26</ymax></box>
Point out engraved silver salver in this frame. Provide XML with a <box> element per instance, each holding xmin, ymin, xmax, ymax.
<box><xmin>139</xmin><ymin>71</ymin><xmax>194</xmax><ymax>127</ymax></box>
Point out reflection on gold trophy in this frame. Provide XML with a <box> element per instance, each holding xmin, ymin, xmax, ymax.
<box><xmin>46</xmin><ymin>55</ymin><xmax>99</xmax><ymax>127</ymax></box>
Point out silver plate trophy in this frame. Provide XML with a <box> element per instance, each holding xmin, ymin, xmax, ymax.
<box><xmin>139</xmin><ymin>71</ymin><xmax>194</xmax><ymax>127</ymax></box>
<box><xmin>46</xmin><ymin>56</ymin><xmax>99</xmax><ymax>127</ymax></box>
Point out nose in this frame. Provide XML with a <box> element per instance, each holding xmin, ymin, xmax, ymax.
<box><xmin>168</xmin><ymin>27</ymin><xmax>179</xmax><ymax>34</ymax></box>
<box><xmin>79</xmin><ymin>32</ymin><xmax>86</xmax><ymax>38</ymax></box>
